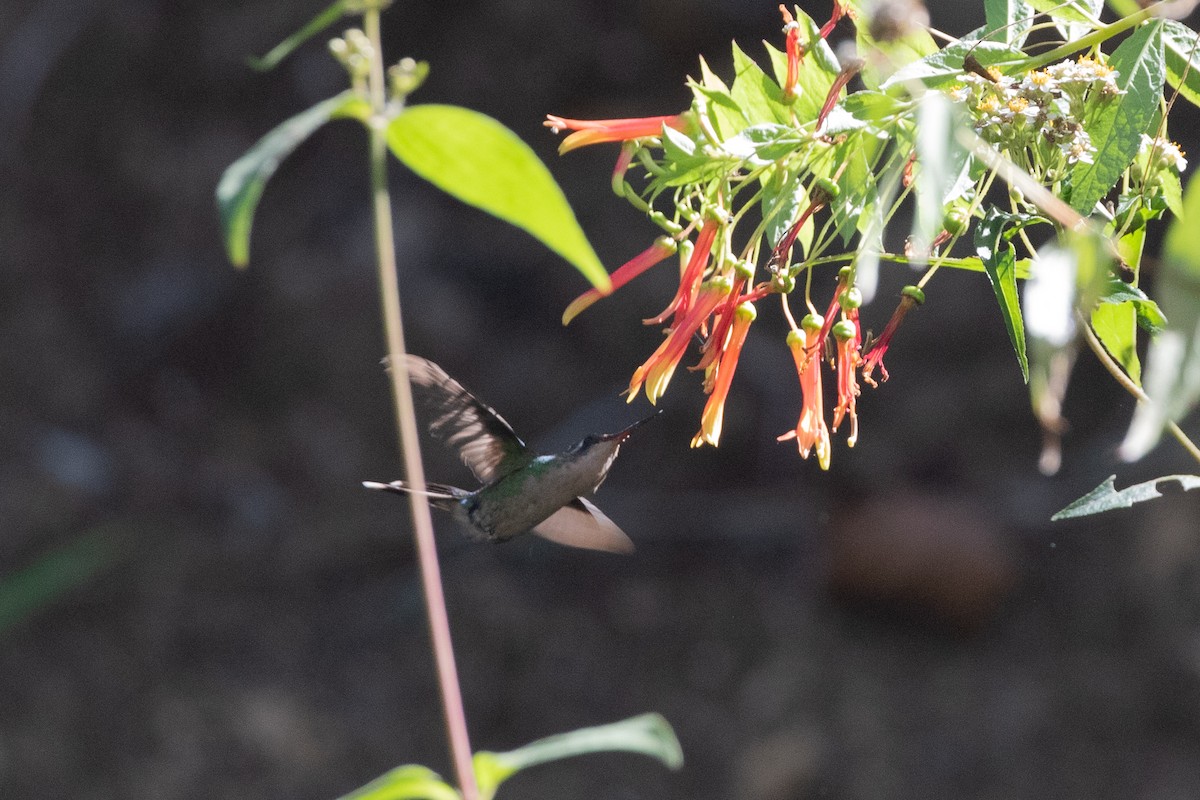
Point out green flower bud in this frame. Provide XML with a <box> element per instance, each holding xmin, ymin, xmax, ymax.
<box><xmin>900</xmin><ymin>285</ymin><xmax>926</xmax><ymax>304</ymax></box>
<box><xmin>832</xmin><ymin>319</ymin><xmax>857</xmax><ymax>340</ymax></box>
<box><xmin>801</xmin><ymin>313</ymin><xmax>825</xmax><ymax>333</ymax></box>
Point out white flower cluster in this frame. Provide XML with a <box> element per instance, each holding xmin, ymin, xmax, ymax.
<box><xmin>949</xmin><ymin>57</ymin><xmax>1124</xmax><ymax>169</ymax></box>
<box><xmin>1138</xmin><ymin>133</ymin><xmax>1188</xmax><ymax>174</ymax></box>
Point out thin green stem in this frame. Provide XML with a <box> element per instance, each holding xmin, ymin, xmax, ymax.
<box><xmin>1009</xmin><ymin>4</ymin><xmax>1157</xmax><ymax>72</ymax></box>
<box><xmin>1078</xmin><ymin>312</ymin><xmax>1200</xmax><ymax>465</ymax></box>
<box><xmin>362</xmin><ymin>9</ymin><xmax>480</xmax><ymax>800</ymax></box>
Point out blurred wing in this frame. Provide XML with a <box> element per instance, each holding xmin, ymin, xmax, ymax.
<box><xmin>532</xmin><ymin>497</ymin><xmax>635</xmax><ymax>554</ymax></box>
<box><xmin>402</xmin><ymin>355</ymin><xmax>530</xmax><ymax>482</ymax></box>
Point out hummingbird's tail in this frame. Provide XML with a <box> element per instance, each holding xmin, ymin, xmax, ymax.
<box><xmin>362</xmin><ymin>480</ymin><xmax>465</xmax><ymax>511</ymax></box>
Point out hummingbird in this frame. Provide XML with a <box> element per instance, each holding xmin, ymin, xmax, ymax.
<box><xmin>363</xmin><ymin>355</ymin><xmax>655</xmax><ymax>554</ymax></box>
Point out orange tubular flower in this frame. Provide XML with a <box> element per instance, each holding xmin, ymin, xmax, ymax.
<box><xmin>644</xmin><ymin>215</ymin><xmax>721</xmax><ymax>326</ymax></box>
<box><xmin>862</xmin><ymin>285</ymin><xmax>925</xmax><ymax>388</ymax></box>
<box><xmin>629</xmin><ymin>277</ymin><xmax>732</xmax><ymax>405</ymax></box>
<box><xmin>692</xmin><ymin>301</ymin><xmax>756</xmax><ymax>448</ymax></box>
<box><xmin>817</xmin><ymin>58</ymin><xmax>864</xmax><ymax>132</ymax></box>
<box><xmin>778</xmin><ymin>315</ymin><xmax>831</xmax><ymax>469</ymax></box>
<box><xmin>562</xmin><ymin>236</ymin><xmax>678</xmax><ymax>325</ymax></box>
<box><xmin>544</xmin><ymin>113</ymin><xmax>693</xmax><ymax>154</ymax></box>
<box><xmin>831</xmin><ymin>318</ymin><xmax>861</xmax><ymax>446</ymax></box>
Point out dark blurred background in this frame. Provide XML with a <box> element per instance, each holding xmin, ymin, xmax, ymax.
<box><xmin>4</xmin><ymin>1</ymin><xmax>1200</xmax><ymax>798</ymax></box>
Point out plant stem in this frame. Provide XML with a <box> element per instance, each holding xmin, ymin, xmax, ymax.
<box><xmin>362</xmin><ymin>9</ymin><xmax>480</xmax><ymax>800</ymax></box>
<box><xmin>1078</xmin><ymin>312</ymin><xmax>1200</xmax><ymax>465</ymax></box>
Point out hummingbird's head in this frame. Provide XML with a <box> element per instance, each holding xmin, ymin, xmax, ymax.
<box><xmin>563</xmin><ymin>410</ymin><xmax>659</xmax><ymax>492</ymax></box>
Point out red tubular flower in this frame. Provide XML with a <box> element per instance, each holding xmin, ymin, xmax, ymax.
<box><xmin>817</xmin><ymin>58</ymin><xmax>864</xmax><ymax>132</ymax></box>
<box><xmin>779</xmin><ymin>5</ymin><xmax>805</xmax><ymax>104</ymax></box>
<box><xmin>815</xmin><ymin>267</ymin><xmax>851</xmax><ymax>350</ymax></box>
<box><xmin>692</xmin><ymin>301</ymin><xmax>756</xmax><ymax>448</ymax></box>
<box><xmin>545</xmin><ymin>113</ymin><xmax>693</xmax><ymax>154</ymax></box>
<box><xmin>831</xmin><ymin>317</ymin><xmax>861</xmax><ymax>446</ymax></box>
<box><xmin>861</xmin><ymin>285</ymin><xmax>925</xmax><ymax>388</ymax></box>
<box><xmin>778</xmin><ymin>315</ymin><xmax>831</xmax><ymax>469</ymax></box>
<box><xmin>629</xmin><ymin>277</ymin><xmax>732</xmax><ymax>405</ymax></box>
<box><xmin>818</xmin><ymin>0</ymin><xmax>848</xmax><ymax>40</ymax></box>
<box><xmin>644</xmin><ymin>215</ymin><xmax>721</xmax><ymax>326</ymax></box>
<box><xmin>562</xmin><ymin>236</ymin><xmax>678</xmax><ymax>325</ymax></box>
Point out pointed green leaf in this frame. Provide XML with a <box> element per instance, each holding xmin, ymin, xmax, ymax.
<box><xmin>1121</xmin><ymin>169</ymin><xmax>1200</xmax><ymax>459</ymax></box>
<box><xmin>984</xmin><ymin>0</ymin><xmax>1035</xmax><ymax>46</ymax></box>
<box><xmin>975</xmin><ymin>208</ymin><xmax>1029</xmax><ymax>381</ymax></box>
<box><xmin>336</xmin><ymin>765</ymin><xmax>460</xmax><ymax>800</ymax></box>
<box><xmin>217</xmin><ymin>91</ymin><xmax>364</xmax><ymax>268</ymax></box>
<box><xmin>0</xmin><ymin>526</ymin><xmax>124</xmax><ymax>636</ymax></box>
<box><xmin>389</xmin><ymin>104</ymin><xmax>609</xmax><ymax>291</ymax></box>
<box><xmin>479</xmin><ymin>714</ymin><xmax>683</xmax><ymax>782</ymax></box>
<box><xmin>729</xmin><ymin>41</ymin><xmax>790</xmax><ymax>126</ymax></box>
<box><xmin>694</xmin><ymin>56</ymin><xmax>747</xmax><ymax>141</ymax></box>
<box><xmin>1052</xmin><ymin>474</ymin><xmax>1200</xmax><ymax>519</ymax></box>
<box><xmin>1069</xmin><ymin>20</ymin><xmax>1165</xmax><ymax>214</ymax></box>
<box><xmin>1163</xmin><ymin>20</ymin><xmax>1200</xmax><ymax>110</ymax></box>
<box><xmin>247</xmin><ymin>0</ymin><xmax>347</xmax><ymax>72</ymax></box>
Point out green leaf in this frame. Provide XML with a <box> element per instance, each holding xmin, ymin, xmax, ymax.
<box><xmin>851</xmin><ymin>6</ymin><xmax>938</xmax><ymax>90</ymax></box>
<box><xmin>984</xmin><ymin>0</ymin><xmax>1035</xmax><ymax>46</ymax></box>
<box><xmin>1161</xmin><ymin>168</ymin><xmax>1185</xmax><ymax>219</ymax></box>
<box><xmin>0</xmin><ymin>527</ymin><xmax>124</xmax><ymax>636</ymax></box>
<box><xmin>829</xmin><ymin>135</ymin><xmax>879</xmax><ymax>245</ymax></box>
<box><xmin>1025</xmin><ymin>0</ymin><xmax>1100</xmax><ymax>25</ymax></box>
<box><xmin>912</xmin><ymin>93</ymin><xmax>971</xmax><ymax>253</ymax></box>
<box><xmin>1163</xmin><ymin>20</ymin><xmax>1200</xmax><ymax>110</ymax></box>
<box><xmin>693</xmin><ymin>56</ymin><xmax>747</xmax><ymax>141</ymax></box>
<box><xmin>336</xmin><ymin>765</ymin><xmax>461</xmax><ymax>800</ymax></box>
<box><xmin>761</xmin><ymin>171</ymin><xmax>814</xmax><ymax>253</ymax></box>
<box><xmin>730</xmin><ymin>41</ymin><xmax>791</xmax><ymax>126</ymax></box>
<box><xmin>975</xmin><ymin>208</ymin><xmax>1030</xmax><ymax>381</ymax></box>
<box><xmin>1069</xmin><ymin>20</ymin><xmax>1165</xmax><ymax>214</ymax></box>
<box><xmin>1091</xmin><ymin>302</ymin><xmax>1140</xmax><ymax>383</ymax></box>
<box><xmin>217</xmin><ymin>91</ymin><xmax>364</xmax><ymax>268</ymax></box>
<box><xmin>476</xmin><ymin>713</ymin><xmax>683</xmax><ymax>800</ymax></box>
<box><xmin>247</xmin><ymin>0</ymin><xmax>347</xmax><ymax>72</ymax></box>
<box><xmin>1121</xmin><ymin>170</ymin><xmax>1200</xmax><ymax>459</ymax></box>
<box><xmin>881</xmin><ymin>38</ymin><xmax>1025</xmax><ymax>91</ymax></box>
<box><xmin>388</xmin><ymin>104</ymin><xmax>609</xmax><ymax>291</ymax></box>
<box><xmin>1052</xmin><ymin>474</ymin><xmax>1200</xmax><ymax>519</ymax></box>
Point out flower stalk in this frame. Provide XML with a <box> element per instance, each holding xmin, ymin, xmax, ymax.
<box><xmin>363</xmin><ymin>8</ymin><xmax>479</xmax><ymax>800</ymax></box>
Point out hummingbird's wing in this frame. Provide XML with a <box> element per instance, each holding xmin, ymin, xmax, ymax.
<box><xmin>402</xmin><ymin>355</ymin><xmax>531</xmax><ymax>483</ymax></box>
<box><xmin>531</xmin><ymin>497</ymin><xmax>635</xmax><ymax>554</ymax></box>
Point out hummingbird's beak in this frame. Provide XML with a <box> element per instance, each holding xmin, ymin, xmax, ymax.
<box><xmin>602</xmin><ymin>409</ymin><xmax>662</xmax><ymax>442</ymax></box>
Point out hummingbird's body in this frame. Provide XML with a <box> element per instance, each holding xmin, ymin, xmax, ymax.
<box><xmin>365</xmin><ymin>356</ymin><xmax>651</xmax><ymax>553</ymax></box>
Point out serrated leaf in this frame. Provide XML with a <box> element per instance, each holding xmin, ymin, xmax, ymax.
<box><xmin>1052</xmin><ymin>474</ymin><xmax>1200</xmax><ymax>519</ymax></box>
<box><xmin>217</xmin><ymin>91</ymin><xmax>363</xmax><ymax>268</ymax></box>
<box><xmin>1163</xmin><ymin>20</ymin><xmax>1200</xmax><ymax>110</ymax></box>
<box><xmin>975</xmin><ymin>208</ymin><xmax>1030</xmax><ymax>380</ymax></box>
<box><xmin>1121</xmin><ymin>169</ymin><xmax>1200</xmax><ymax>459</ymax></box>
<box><xmin>1069</xmin><ymin>20</ymin><xmax>1165</xmax><ymax>214</ymax></box>
<box><xmin>730</xmin><ymin>41</ymin><xmax>791</xmax><ymax>126</ymax></box>
<box><xmin>475</xmin><ymin>714</ymin><xmax>683</xmax><ymax>800</ymax></box>
<box><xmin>1098</xmin><ymin>276</ymin><xmax>1167</xmax><ymax>332</ymax></box>
<box><xmin>388</xmin><ymin>104</ymin><xmax>609</xmax><ymax>290</ymax></box>
<box><xmin>336</xmin><ymin>765</ymin><xmax>460</xmax><ymax>800</ymax></box>
<box><xmin>984</xmin><ymin>0</ymin><xmax>1035</xmax><ymax>46</ymax></box>
<box><xmin>1161</xmin><ymin>169</ymin><xmax>1185</xmax><ymax>218</ymax></box>
<box><xmin>247</xmin><ymin>0</ymin><xmax>347</xmax><ymax>72</ymax></box>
